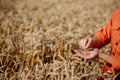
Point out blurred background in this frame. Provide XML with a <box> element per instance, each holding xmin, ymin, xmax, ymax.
<box><xmin>0</xmin><ymin>0</ymin><xmax>120</xmax><ymax>80</ymax></box>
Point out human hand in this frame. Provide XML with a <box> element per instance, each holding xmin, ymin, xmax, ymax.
<box><xmin>74</xmin><ymin>48</ymin><xmax>99</xmax><ymax>59</ymax></box>
<box><xmin>79</xmin><ymin>38</ymin><xmax>95</xmax><ymax>49</ymax></box>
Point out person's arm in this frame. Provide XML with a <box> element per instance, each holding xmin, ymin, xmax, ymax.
<box><xmin>92</xmin><ymin>23</ymin><xmax>112</xmax><ymax>48</ymax></box>
<box><xmin>79</xmin><ymin>19</ymin><xmax>112</xmax><ymax>49</ymax></box>
<box><xmin>99</xmin><ymin>52</ymin><xmax>120</xmax><ymax>70</ymax></box>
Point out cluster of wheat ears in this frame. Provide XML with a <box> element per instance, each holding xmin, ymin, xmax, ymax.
<box><xmin>0</xmin><ymin>0</ymin><xmax>119</xmax><ymax>80</ymax></box>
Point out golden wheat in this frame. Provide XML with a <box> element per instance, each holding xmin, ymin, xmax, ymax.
<box><xmin>0</xmin><ymin>0</ymin><xmax>119</xmax><ymax>80</ymax></box>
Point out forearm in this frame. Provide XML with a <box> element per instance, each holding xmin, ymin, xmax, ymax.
<box><xmin>98</xmin><ymin>52</ymin><xmax>112</xmax><ymax>64</ymax></box>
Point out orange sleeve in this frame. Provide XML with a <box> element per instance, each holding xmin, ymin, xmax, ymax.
<box><xmin>93</xmin><ymin>8</ymin><xmax>120</xmax><ymax>48</ymax></box>
<box><xmin>93</xmin><ymin>24</ymin><xmax>111</xmax><ymax>48</ymax></box>
<box><xmin>112</xmin><ymin>56</ymin><xmax>120</xmax><ymax>70</ymax></box>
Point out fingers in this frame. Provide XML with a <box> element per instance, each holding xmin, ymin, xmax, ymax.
<box><xmin>74</xmin><ymin>49</ymin><xmax>85</xmax><ymax>58</ymax></box>
<box><xmin>83</xmin><ymin>38</ymin><xmax>88</xmax><ymax>49</ymax></box>
<box><xmin>74</xmin><ymin>49</ymin><xmax>81</xmax><ymax>56</ymax></box>
<box><xmin>85</xmin><ymin>38</ymin><xmax>92</xmax><ymax>49</ymax></box>
<box><xmin>79</xmin><ymin>38</ymin><xmax>92</xmax><ymax>49</ymax></box>
<box><xmin>74</xmin><ymin>49</ymin><xmax>98</xmax><ymax>59</ymax></box>
<box><xmin>74</xmin><ymin>49</ymin><xmax>91</xmax><ymax>59</ymax></box>
<box><xmin>76</xmin><ymin>37</ymin><xmax>98</xmax><ymax>60</ymax></box>
<box><xmin>79</xmin><ymin>38</ymin><xmax>87</xmax><ymax>49</ymax></box>
<box><xmin>79</xmin><ymin>39</ymin><xmax>83</xmax><ymax>48</ymax></box>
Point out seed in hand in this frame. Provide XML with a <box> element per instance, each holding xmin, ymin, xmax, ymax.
<box><xmin>85</xmin><ymin>50</ymin><xmax>90</xmax><ymax>55</ymax></box>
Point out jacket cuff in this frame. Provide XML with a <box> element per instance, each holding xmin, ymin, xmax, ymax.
<box><xmin>92</xmin><ymin>36</ymin><xmax>104</xmax><ymax>48</ymax></box>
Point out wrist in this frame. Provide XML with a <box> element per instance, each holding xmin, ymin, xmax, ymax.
<box><xmin>95</xmin><ymin>48</ymin><xmax>99</xmax><ymax>58</ymax></box>
<box><xmin>98</xmin><ymin>52</ymin><xmax>104</xmax><ymax>59</ymax></box>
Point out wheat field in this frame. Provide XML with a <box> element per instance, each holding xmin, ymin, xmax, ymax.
<box><xmin>0</xmin><ymin>0</ymin><xmax>120</xmax><ymax>80</ymax></box>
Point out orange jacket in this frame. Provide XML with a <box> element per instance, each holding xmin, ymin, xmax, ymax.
<box><xmin>93</xmin><ymin>8</ymin><xmax>120</xmax><ymax>76</ymax></box>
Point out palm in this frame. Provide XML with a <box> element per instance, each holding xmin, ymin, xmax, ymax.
<box><xmin>74</xmin><ymin>49</ymin><xmax>98</xmax><ymax>59</ymax></box>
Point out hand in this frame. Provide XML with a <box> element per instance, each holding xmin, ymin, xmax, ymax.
<box><xmin>79</xmin><ymin>38</ymin><xmax>95</xmax><ymax>49</ymax></box>
<box><xmin>74</xmin><ymin>49</ymin><xmax>99</xmax><ymax>59</ymax></box>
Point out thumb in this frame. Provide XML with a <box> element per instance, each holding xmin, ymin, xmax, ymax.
<box><xmin>74</xmin><ymin>49</ymin><xmax>80</xmax><ymax>56</ymax></box>
<box><xmin>85</xmin><ymin>38</ymin><xmax>92</xmax><ymax>49</ymax></box>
